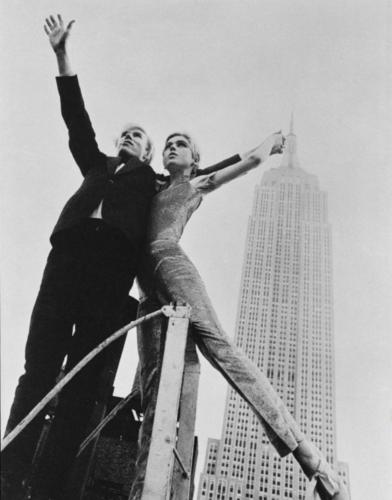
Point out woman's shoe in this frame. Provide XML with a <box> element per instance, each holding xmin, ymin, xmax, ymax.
<box><xmin>305</xmin><ymin>458</ymin><xmax>349</xmax><ymax>500</ymax></box>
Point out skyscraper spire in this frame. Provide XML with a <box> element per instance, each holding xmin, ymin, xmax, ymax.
<box><xmin>280</xmin><ymin>113</ymin><xmax>300</xmax><ymax>169</ymax></box>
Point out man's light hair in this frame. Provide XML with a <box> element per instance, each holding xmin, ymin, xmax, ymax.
<box><xmin>116</xmin><ymin>123</ymin><xmax>154</xmax><ymax>163</ymax></box>
<box><xmin>164</xmin><ymin>132</ymin><xmax>201</xmax><ymax>170</ymax></box>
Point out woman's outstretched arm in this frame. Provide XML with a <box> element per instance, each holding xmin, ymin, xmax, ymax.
<box><xmin>196</xmin><ymin>134</ymin><xmax>285</xmax><ymax>177</ymax></box>
<box><xmin>192</xmin><ymin>132</ymin><xmax>284</xmax><ymax>193</ymax></box>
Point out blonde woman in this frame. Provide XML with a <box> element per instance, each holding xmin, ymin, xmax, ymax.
<box><xmin>131</xmin><ymin>132</ymin><xmax>347</xmax><ymax>500</ymax></box>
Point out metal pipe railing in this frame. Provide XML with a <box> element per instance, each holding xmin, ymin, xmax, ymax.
<box><xmin>1</xmin><ymin>307</ymin><xmax>167</xmax><ymax>452</ymax></box>
<box><xmin>76</xmin><ymin>390</ymin><xmax>136</xmax><ymax>456</ymax></box>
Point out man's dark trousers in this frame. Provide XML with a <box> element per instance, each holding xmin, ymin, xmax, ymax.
<box><xmin>3</xmin><ymin>219</ymin><xmax>138</xmax><ymax>498</ymax></box>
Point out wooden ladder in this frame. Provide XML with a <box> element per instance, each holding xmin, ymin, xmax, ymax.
<box><xmin>139</xmin><ymin>304</ymin><xmax>200</xmax><ymax>500</ymax></box>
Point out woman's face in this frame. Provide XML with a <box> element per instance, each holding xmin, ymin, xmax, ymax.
<box><xmin>163</xmin><ymin>135</ymin><xmax>194</xmax><ymax>175</ymax></box>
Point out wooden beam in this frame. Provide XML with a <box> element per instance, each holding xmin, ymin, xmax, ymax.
<box><xmin>139</xmin><ymin>305</ymin><xmax>191</xmax><ymax>500</ymax></box>
<box><xmin>170</xmin><ymin>335</ymin><xmax>200</xmax><ymax>500</ymax></box>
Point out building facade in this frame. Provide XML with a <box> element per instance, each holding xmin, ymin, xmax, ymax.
<box><xmin>197</xmin><ymin>122</ymin><xmax>350</xmax><ymax>500</ymax></box>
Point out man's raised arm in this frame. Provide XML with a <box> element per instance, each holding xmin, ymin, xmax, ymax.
<box><xmin>44</xmin><ymin>15</ymin><xmax>106</xmax><ymax>176</ymax></box>
<box><xmin>44</xmin><ymin>14</ymin><xmax>75</xmax><ymax>76</ymax></box>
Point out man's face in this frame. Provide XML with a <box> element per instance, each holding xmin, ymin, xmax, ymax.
<box><xmin>117</xmin><ymin>126</ymin><xmax>150</xmax><ymax>162</ymax></box>
<box><xmin>163</xmin><ymin>135</ymin><xmax>194</xmax><ymax>175</ymax></box>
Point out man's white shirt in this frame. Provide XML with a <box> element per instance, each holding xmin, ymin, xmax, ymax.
<box><xmin>90</xmin><ymin>163</ymin><xmax>125</xmax><ymax>219</ymax></box>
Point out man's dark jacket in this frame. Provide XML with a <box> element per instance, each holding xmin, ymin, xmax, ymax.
<box><xmin>51</xmin><ymin>75</ymin><xmax>157</xmax><ymax>252</ymax></box>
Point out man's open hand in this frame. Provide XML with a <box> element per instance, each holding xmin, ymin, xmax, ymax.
<box><xmin>44</xmin><ymin>14</ymin><xmax>75</xmax><ymax>54</ymax></box>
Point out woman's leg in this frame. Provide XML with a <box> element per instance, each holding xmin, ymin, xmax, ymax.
<box><xmin>154</xmin><ymin>255</ymin><xmax>301</xmax><ymax>455</ymax></box>
<box><xmin>154</xmin><ymin>254</ymin><xmax>348</xmax><ymax>499</ymax></box>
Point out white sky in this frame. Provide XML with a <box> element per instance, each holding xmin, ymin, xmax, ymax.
<box><xmin>1</xmin><ymin>1</ymin><xmax>391</xmax><ymax>499</ymax></box>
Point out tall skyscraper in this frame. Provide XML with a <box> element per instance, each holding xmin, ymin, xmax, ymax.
<box><xmin>197</xmin><ymin>120</ymin><xmax>350</xmax><ymax>500</ymax></box>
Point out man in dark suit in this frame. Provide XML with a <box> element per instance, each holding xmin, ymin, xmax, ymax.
<box><xmin>2</xmin><ymin>15</ymin><xmax>157</xmax><ymax>499</ymax></box>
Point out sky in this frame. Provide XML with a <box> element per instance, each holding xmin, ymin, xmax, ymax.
<box><xmin>1</xmin><ymin>1</ymin><xmax>391</xmax><ymax>499</ymax></box>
